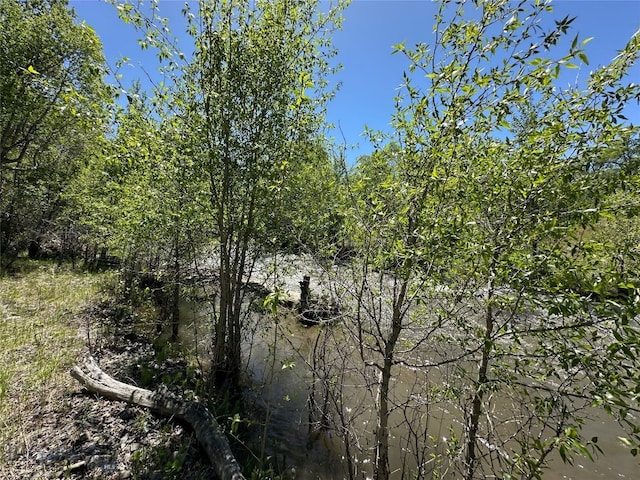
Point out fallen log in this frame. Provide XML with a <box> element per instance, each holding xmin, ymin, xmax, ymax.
<box><xmin>70</xmin><ymin>356</ymin><xmax>245</xmax><ymax>480</ymax></box>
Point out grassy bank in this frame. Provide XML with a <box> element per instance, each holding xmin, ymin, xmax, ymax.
<box><xmin>0</xmin><ymin>260</ymin><xmax>104</xmax><ymax>455</ymax></box>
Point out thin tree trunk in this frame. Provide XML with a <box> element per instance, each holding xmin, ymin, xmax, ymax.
<box><xmin>374</xmin><ymin>360</ymin><xmax>392</xmax><ymax>480</ymax></box>
<box><xmin>170</xmin><ymin>228</ymin><xmax>181</xmax><ymax>342</ymax></box>
<box><xmin>464</xmin><ymin>276</ymin><xmax>495</xmax><ymax>480</ymax></box>
<box><xmin>374</xmin><ymin>274</ymin><xmax>410</xmax><ymax>480</ymax></box>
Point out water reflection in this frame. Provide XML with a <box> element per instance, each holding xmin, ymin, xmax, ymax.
<box><xmin>178</xmin><ymin>301</ymin><xmax>639</xmax><ymax>479</ymax></box>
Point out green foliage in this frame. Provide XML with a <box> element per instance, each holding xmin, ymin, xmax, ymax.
<box><xmin>71</xmin><ymin>88</ymin><xmax>206</xmax><ymax>268</ymax></box>
<box><xmin>68</xmin><ymin>0</ymin><xmax>348</xmax><ymax>403</ymax></box>
<box><xmin>340</xmin><ymin>1</ymin><xmax>640</xmax><ymax>479</ymax></box>
<box><xmin>0</xmin><ymin>0</ymin><xmax>109</xmax><ymax>271</ymax></box>
<box><xmin>174</xmin><ymin>0</ymin><xmax>346</xmax><ymax>386</ymax></box>
<box><xmin>587</xmin><ymin>133</ymin><xmax>640</xmax><ymax>284</ymax></box>
<box><xmin>7</xmin><ymin>0</ymin><xmax>640</xmax><ymax>477</ymax></box>
<box><xmin>264</xmin><ymin>140</ymin><xmax>345</xmax><ymax>256</ymax></box>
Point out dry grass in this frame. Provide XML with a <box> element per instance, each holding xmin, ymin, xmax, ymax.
<box><xmin>0</xmin><ymin>260</ymin><xmax>104</xmax><ymax>454</ymax></box>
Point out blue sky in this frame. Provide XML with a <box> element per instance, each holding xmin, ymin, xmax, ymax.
<box><xmin>70</xmin><ymin>0</ymin><xmax>640</xmax><ymax>162</ymax></box>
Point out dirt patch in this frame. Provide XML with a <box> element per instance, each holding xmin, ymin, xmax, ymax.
<box><xmin>1</xmin><ymin>302</ymin><xmax>216</xmax><ymax>480</ymax></box>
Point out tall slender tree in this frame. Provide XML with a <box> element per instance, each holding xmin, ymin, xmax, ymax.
<box><xmin>108</xmin><ymin>0</ymin><xmax>347</xmax><ymax>391</ymax></box>
<box><xmin>175</xmin><ymin>0</ymin><xmax>345</xmax><ymax>389</ymax></box>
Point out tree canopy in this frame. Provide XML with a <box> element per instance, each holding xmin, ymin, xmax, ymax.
<box><xmin>0</xmin><ymin>0</ymin><xmax>108</xmax><ymax>271</ymax></box>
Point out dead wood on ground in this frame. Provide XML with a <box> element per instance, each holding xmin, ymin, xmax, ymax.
<box><xmin>70</xmin><ymin>356</ymin><xmax>246</xmax><ymax>480</ymax></box>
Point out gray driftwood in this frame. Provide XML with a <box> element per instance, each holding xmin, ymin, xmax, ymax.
<box><xmin>70</xmin><ymin>356</ymin><xmax>245</xmax><ymax>480</ymax></box>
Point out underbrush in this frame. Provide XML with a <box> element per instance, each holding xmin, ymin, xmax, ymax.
<box><xmin>0</xmin><ymin>258</ymin><xmax>285</xmax><ymax>479</ymax></box>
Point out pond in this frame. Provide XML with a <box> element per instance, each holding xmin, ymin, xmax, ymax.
<box><xmin>177</xmin><ymin>290</ymin><xmax>639</xmax><ymax>479</ymax></box>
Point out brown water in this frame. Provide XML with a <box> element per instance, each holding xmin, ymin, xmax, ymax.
<box><xmin>178</xmin><ymin>301</ymin><xmax>640</xmax><ymax>479</ymax></box>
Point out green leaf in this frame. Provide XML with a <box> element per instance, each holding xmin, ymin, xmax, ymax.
<box><xmin>281</xmin><ymin>360</ymin><xmax>296</xmax><ymax>370</ymax></box>
<box><xmin>581</xmin><ymin>36</ymin><xmax>594</xmax><ymax>47</ymax></box>
<box><xmin>618</xmin><ymin>436</ymin><xmax>633</xmax><ymax>447</ymax></box>
<box><xmin>392</xmin><ymin>41</ymin><xmax>406</xmax><ymax>54</ymax></box>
